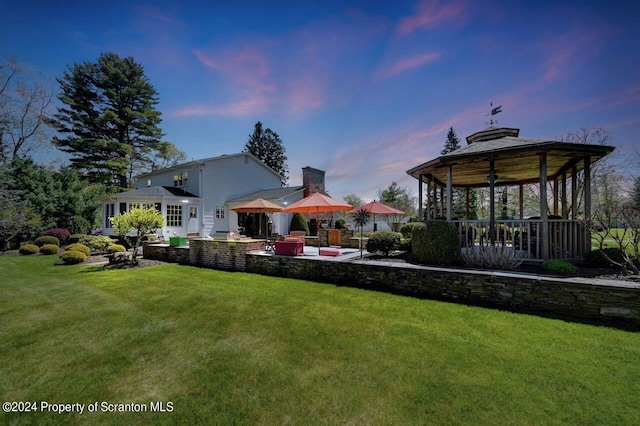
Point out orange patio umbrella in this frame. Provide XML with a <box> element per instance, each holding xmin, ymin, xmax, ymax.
<box><xmin>347</xmin><ymin>200</ymin><xmax>405</xmax><ymax>231</ymax></box>
<box><xmin>282</xmin><ymin>192</ymin><xmax>352</xmax><ymax>238</ymax></box>
<box><xmin>231</xmin><ymin>198</ymin><xmax>283</xmax><ymax>236</ymax></box>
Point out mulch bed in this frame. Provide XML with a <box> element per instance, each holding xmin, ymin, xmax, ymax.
<box><xmin>355</xmin><ymin>251</ymin><xmax>640</xmax><ymax>283</ymax></box>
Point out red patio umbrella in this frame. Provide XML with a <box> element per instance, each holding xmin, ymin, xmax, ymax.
<box><xmin>282</xmin><ymin>192</ymin><xmax>352</xmax><ymax>239</ymax></box>
<box><xmin>347</xmin><ymin>200</ymin><xmax>405</xmax><ymax>231</ymax></box>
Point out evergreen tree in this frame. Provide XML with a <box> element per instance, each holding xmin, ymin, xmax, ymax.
<box><xmin>441</xmin><ymin>126</ymin><xmax>461</xmax><ymax>155</ymax></box>
<box><xmin>53</xmin><ymin>52</ymin><xmax>166</xmax><ymax>190</ymax></box>
<box><xmin>244</xmin><ymin>121</ymin><xmax>289</xmax><ymax>186</ymax></box>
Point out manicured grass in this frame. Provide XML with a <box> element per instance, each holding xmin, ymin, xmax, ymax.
<box><xmin>1</xmin><ymin>255</ymin><xmax>640</xmax><ymax>425</ymax></box>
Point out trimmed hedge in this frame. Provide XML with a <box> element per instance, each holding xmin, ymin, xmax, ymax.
<box><xmin>39</xmin><ymin>244</ymin><xmax>60</xmax><ymax>255</ymax></box>
<box><xmin>19</xmin><ymin>244</ymin><xmax>39</xmax><ymax>255</ymax></box>
<box><xmin>544</xmin><ymin>260</ymin><xmax>578</xmax><ymax>275</ymax></box>
<box><xmin>366</xmin><ymin>231</ymin><xmax>401</xmax><ymax>256</ymax></box>
<box><xmin>60</xmin><ymin>250</ymin><xmax>86</xmax><ymax>264</ymax></box>
<box><xmin>583</xmin><ymin>248</ymin><xmax>625</xmax><ymax>267</ymax></box>
<box><xmin>66</xmin><ymin>243</ymin><xmax>91</xmax><ymax>257</ymax></box>
<box><xmin>106</xmin><ymin>244</ymin><xmax>126</xmax><ymax>253</ymax></box>
<box><xmin>400</xmin><ymin>222</ymin><xmax>426</xmax><ymax>238</ymax></box>
<box><xmin>412</xmin><ymin>220</ymin><xmax>459</xmax><ymax>266</ymax></box>
<box><xmin>34</xmin><ymin>236</ymin><xmax>60</xmax><ymax>247</ymax></box>
<box><xmin>290</xmin><ymin>213</ymin><xmax>310</xmax><ymax>235</ymax></box>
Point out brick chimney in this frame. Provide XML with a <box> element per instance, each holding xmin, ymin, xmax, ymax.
<box><xmin>302</xmin><ymin>166</ymin><xmax>325</xmax><ymax>197</ymax></box>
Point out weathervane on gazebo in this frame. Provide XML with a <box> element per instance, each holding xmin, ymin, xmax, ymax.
<box><xmin>485</xmin><ymin>102</ymin><xmax>502</xmax><ymax>126</ymax></box>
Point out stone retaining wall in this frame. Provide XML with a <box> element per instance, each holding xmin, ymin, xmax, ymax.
<box><xmin>245</xmin><ymin>254</ymin><xmax>640</xmax><ymax>330</ymax></box>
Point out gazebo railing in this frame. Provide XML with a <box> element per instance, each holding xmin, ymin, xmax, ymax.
<box><xmin>452</xmin><ymin>219</ymin><xmax>589</xmax><ymax>261</ymax></box>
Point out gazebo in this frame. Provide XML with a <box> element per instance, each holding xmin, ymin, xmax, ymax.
<box><xmin>406</xmin><ymin>127</ymin><xmax>615</xmax><ymax>261</ymax></box>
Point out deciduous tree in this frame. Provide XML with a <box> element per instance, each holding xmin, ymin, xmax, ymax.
<box><xmin>109</xmin><ymin>206</ymin><xmax>164</xmax><ymax>265</ymax></box>
<box><xmin>0</xmin><ymin>58</ymin><xmax>55</xmax><ymax>163</ymax></box>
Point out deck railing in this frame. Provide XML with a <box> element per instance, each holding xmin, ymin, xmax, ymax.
<box><xmin>451</xmin><ymin>219</ymin><xmax>589</xmax><ymax>261</ymax></box>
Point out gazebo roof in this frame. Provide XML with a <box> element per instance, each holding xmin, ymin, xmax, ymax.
<box><xmin>406</xmin><ymin>127</ymin><xmax>615</xmax><ymax>188</ymax></box>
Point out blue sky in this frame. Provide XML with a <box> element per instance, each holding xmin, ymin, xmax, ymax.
<box><xmin>3</xmin><ymin>0</ymin><xmax>639</xmax><ymax>201</ymax></box>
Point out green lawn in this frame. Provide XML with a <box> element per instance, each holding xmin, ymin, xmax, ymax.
<box><xmin>1</xmin><ymin>255</ymin><xmax>640</xmax><ymax>425</ymax></box>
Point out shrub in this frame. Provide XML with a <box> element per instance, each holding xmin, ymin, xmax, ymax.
<box><xmin>412</xmin><ymin>221</ymin><xmax>459</xmax><ymax>266</ymax></box>
<box><xmin>34</xmin><ymin>235</ymin><xmax>60</xmax><ymax>247</ymax></box>
<box><xmin>60</xmin><ymin>250</ymin><xmax>86</xmax><ymax>264</ymax></box>
<box><xmin>366</xmin><ymin>231</ymin><xmax>401</xmax><ymax>256</ymax></box>
<box><xmin>66</xmin><ymin>243</ymin><xmax>91</xmax><ymax>256</ymax></box>
<box><xmin>583</xmin><ymin>248</ymin><xmax>625</xmax><ymax>267</ymax></box>
<box><xmin>400</xmin><ymin>222</ymin><xmax>426</xmax><ymax>238</ymax></box>
<box><xmin>80</xmin><ymin>235</ymin><xmax>117</xmax><ymax>254</ymax></box>
<box><xmin>290</xmin><ymin>213</ymin><xmax>310</xmax><ymax>235</ymax></box>
<box><xmin>42</xmin><ymin>228</ymin><xmax>71</xmax><ymax>244</ymax></box>
<box><xmin>68</xmin><ymin>233</ymin><xmax>85</xmax><ymax>244</ymax></box>
<box><xmin>106</xmin><ymin>244</ymin><xmax>126</xmax><ymax>253</ymax></box>
<box><xmin>64</xmin><ymin>215</ymin><xmax>92</xmax><ymax>235</ymax></box>
<box><xmin>544</xmin><ymin>260</ymin><xmax>578</xmax><ymax>275</ymax></box>
<box><xmin>335</xmin><ymin>218</ymin><xmax>346</xmax><ymax>230</ymax></box>
<box><xmin>39</xmin><ymin>244</ymin><xmax>60</xmax><ymax>255</ymax></box>
<box><xmin>461</xmin><ymin>245</ymin><xmax>523</xmax><ymax>271</ymax></box>
<box><xmin>19</xmin><ymin>244</ymin><xmax>39</xmax><ymax>255</ymax></box>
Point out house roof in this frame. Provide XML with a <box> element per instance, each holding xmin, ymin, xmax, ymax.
<box><xmin>406</xmin><ymin>127</ymin><xmax>615</xmax><ymax>188</ymax></box>
<box><xmin>227</xmin><ymin>186</ymin><xmax>305</xmax><ymax>204</ymax></box>
<box><xmin>101</xmin><ymin>186</ymin><xmax>200</xmax><ymax>200</ymax></box>
<box><xmin>137</xmin><ymin>152</ymin><xmax>284</xmax><ymax>181</ymax></box>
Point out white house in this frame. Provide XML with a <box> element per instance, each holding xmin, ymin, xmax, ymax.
<box><xmin>100</xmin><ymin>152</ymin><xmax>308</xmax><ymax>239</ymax></box>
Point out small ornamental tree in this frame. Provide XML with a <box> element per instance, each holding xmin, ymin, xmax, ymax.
<box><xmin>351</xmin><ymin>207</ymin><xmax>370</xmax><ymax>259</ymax></box>
<box><xmin>109</xmin><ymin>206</ymin><xmax>164</xmax><ymax>265</ymax></box>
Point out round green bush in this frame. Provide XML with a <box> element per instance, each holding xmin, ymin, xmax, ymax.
<box><xmin>400</xmin><ymin>222</ymin><xmax>426</xmax><ymax>238</ymax></box>
<box><xmin>19</xmin><ymin>244</ymin><xmax>39</xmax><ymax>255</ymax></box>
<box><xmin>366</xmin><ymin>231</ymin><xmax>401</xmax><ymax>256</ymax></box>
<box><xmin>543</xmin><ymin>260</ymin><xmax>578</xmax><ymax>275</ymax></box>
<box><xmin>39</xmin><ymin>244</ymin><xmax>60</xmax><ymax>255</ymax></box>
<box><xmin>290</xmin><ymin>213</ymin><xmax>310</xmax><ymax>235</ymax></box>
<box><xmin>335</xmin><ymin>218</ymin><xmax>346</xmax><ymax>230</ymax></box>
<box><xmin>68</xmin><ymin>233</ymin><xmax>85</xmax><ymax>244</ymax></box>
<box><xmin>60</xmin><ymin>250</ymin><xmax>86</xmax><ymax>264</ymax></box>
<box><xmin>412</xmin><ymin>220</ymin><xmax>460</xmax><ymax>266</ymax></box>
<box><xmin>42</xmin><ymin>228</ymin><xmax>71</xmax><ymax>244</ymax></box>
<box><xmin>106</xmin><ymin>244</ymin><xmax>126</xmax><ymax>253</ymax></box>
<box><xmin>66</xmin><ymin>243</ymin><xmax>91</xmax><ymax>256</ymax></box>
<box><xmin>34</xmin><ymin>235</ymin><xmax>60</xmax><ymax>247</ymax></box>
<box><xmin>64</xmin><ymin>215</ymin><xmax>92</xmax><ymax>235</ymax></box>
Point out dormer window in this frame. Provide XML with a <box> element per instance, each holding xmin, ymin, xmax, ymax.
<box><xmin>173</xmin><ymin>172</ymin><xmax>188</xmax><ymax>187</ymax></box>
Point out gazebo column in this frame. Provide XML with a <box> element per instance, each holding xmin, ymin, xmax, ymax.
<box><xmin>540</xmin><ymin>153</ymin><xmax>549</xmax><ymax>260</ymax></box>
<box><xmin>418</xmin><ymin>175</ymin><xmax>424</xmax><ymax>221</ymax></box>
<box><xmin>489</xmin><ymin>155</ymin><xmax>496</xmax><ymax>244</ymax></box>
<box><xmin>466</xmin><ymin>188</ymin><xmax>470</xmax><ymax>220</ymax></box>
<box><xmin>446</xmin><ymin>165</ymin><xmax>453</xmax><ymax>221</ymax></box>
<box><xmin>571</xmin><ymin>166</ymin><xmax>578</xmax><ymax>220</ymax></box>
<box><xmin>439</xmin><ymin>186</ymin><xmax>444</xmax><ymax>218</ymax></box>
<box><xmin>583</xmin><ymin>157</ymin><xmax>592</xmax><ymax>255</ymax></box>
<box><xmin>561</xmin><ymin>173</ymin><xmax>568</xmax><ymax>218</ymax></box>
<box><xmin>553</xmin><ymin>178</ymin><xmax>559</xmax><ymax>216</ymax></box>
<box><xmin>518</xmin><ymin>184</ymin><xmax>524</xmax><ymax>220</ymax></box>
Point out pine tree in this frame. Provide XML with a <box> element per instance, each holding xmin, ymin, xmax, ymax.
<box><xmin>53</xmin><ymin>53</ymin><xmax>166</xmax><ymax>190</ymax></box>
<box><xmin>441</xmin><ymin>126</ymin><xmax>461</xmax><ymax>155</ymax></box>
<box><xmin>244</xmin><ymin>122</ymin><xmax>289</xmax><ymax>186</ymax></box>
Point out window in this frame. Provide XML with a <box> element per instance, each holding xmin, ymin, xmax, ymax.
<box><xmin>215</xmin><ymin>206</ymin><xmax>225</xmax><ymax>219</ymax></box>
<box><xmin>105</xmin><ymin>203</ymin><xmax>114</xmax><ymax>228</ymax></box>
<box><xmin>166</xmin><ymin>204</ymin><xmax>183</xmax><ymax>227</ymax></box>
<box><xmin>173</xmin><ymin>172</ymin><xmax>188</xmax><ymax>187</ymax></box>
<box><xmin>189</xmin><ymin>206</ymin><xmax>198</xmax><ymax>219</ymax></box>
<box><xmin>147</xmin><ymin>179</ymin><xmax>152</xmax><ymax>187</ymax></box>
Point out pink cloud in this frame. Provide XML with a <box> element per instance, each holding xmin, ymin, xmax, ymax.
<box><xmin>172</xmin><ymin>96</ymin><xmax>270</xmax><ymax>118</ymax></box>
<box><xmin>376</xmin><ymin>52</ymin><xmax>441</xmax><ymax>80</ymax></box>
<box><xmin>397</xmin><ymin>0</ymin><xmax>465</xmax><ymax>35</ymax></box>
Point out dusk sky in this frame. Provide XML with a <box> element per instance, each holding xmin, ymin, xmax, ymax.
<box><xmin>4</xmin><ymin>0</ymin><xmax>640</xmax><ymax>201</ymax></box>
